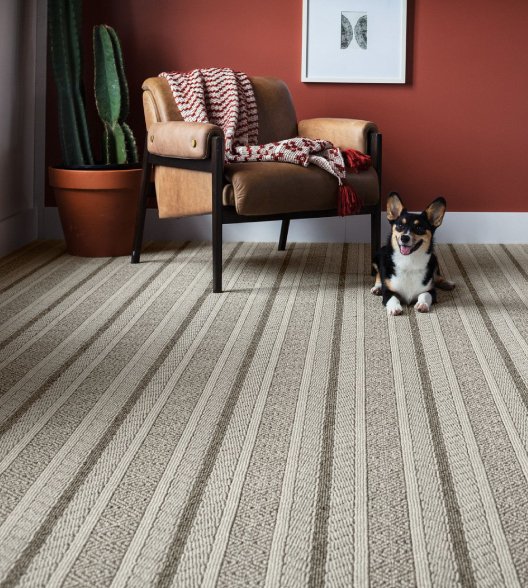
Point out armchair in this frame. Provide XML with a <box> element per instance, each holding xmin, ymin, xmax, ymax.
<box><xmin>131</xmin><ymin>75</ymin><xmax>382</xmax><ymax>292</ymax></box>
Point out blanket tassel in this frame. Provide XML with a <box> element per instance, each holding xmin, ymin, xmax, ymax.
<box><xmin>338</xmin><ymin>184</ymin><xmax>361</xmax><ymax>216</ymax></box>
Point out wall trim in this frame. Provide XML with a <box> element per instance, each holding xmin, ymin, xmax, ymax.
<box><xmin>41</xmin><ymin>209</ymin><xmax>528</xmax><ymax>245</ymax></box>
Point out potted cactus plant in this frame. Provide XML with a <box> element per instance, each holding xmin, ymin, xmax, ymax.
<box><xmin>47</xmin><ymin>0</ymin><xmax>141</xmax><ymax>256</ymax></box>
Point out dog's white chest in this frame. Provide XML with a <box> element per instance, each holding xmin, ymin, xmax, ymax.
<box><xmin>391</xmin><ymin>251</ymin><xmax>432</xmax><ymax>304</ymax></box>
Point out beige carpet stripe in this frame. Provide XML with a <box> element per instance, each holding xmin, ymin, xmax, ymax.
<box><xmin>434</xmin><ymin>247</ymin><xmax>528</xmax><ymax>584</ymax></box>
<box><xmin>323</xmin><ymin>244</ymin><xmax>361</xmax><ymax>588</ymax></box>
<box><xmin>0</xmin><ymin>254</ymin><xmax>74</xmax><ymax>308</ymax></box>
<box><xmin>308</xmin><ymin>243</ymin><xmax>348</xmax><ymax>588</ymax></box>
<box><xmin>409</xmin><ymin>311</ymin><xmax>481</xmax><ymax>586</ymax></box>
<box><xmin>0</xmin><ymin>243</ymin><xmax>164</xmax><ymax>359</ymax></box>
<box><xmin>441</xmin><ymin>246</ymin><xmax>528</xmax><ymax>475</ymax></box>
<box><xmin>394</xmin><ymin>312</ymin><xmax>461</xmax><ymax>586</ymax></box>
<box><xmin>0</xmin><ymin>259</ymin><xmax>160</xmax><ymax>402</ymax></box>
<box><xmin>0</xmin><ymin>243</ymin><xmax>249</xmax><ymax>585</ymax></box>
<box><xmin>418</xmin><ymin>300</ymin><xmax>521</xmax><ymax>586</ymax></box>
<box><xmin>262</xmin><ymin>245</ymin><xmax>332</xmax><ymax>588</ymax></box>
<box><xmin>487</xmin><ymin>245</ymin><xmax>528</xmax><ymax>311</ymax></box>
<box><xmin>106</xmin><ymin>243</ymin><xmax>282</xmax><ymax>587</ymax></box>
<box><xmin>0</xmin><ymin>245</ymin><xmax>188</xmax><ymax>435</ymax></box>
<box><xmin>0</xmin><ymin>258</ymin><xmax>117</xmax><ymax>356</ymax></box>
<box><xmin>353</xmin><ymin>244</ymin><xmax>367</xmax><ymax>588</ymax></box>
<box><xmin>264</xmin><ymin>245</ymin><xmax>341</xmax><ymax>588</ymax></box>
<box><xmin>462</xmin><ymin>245</ymin><xmax>528</xmax><ymax>388</ymax></box>
<box><xmin>0</xmin><ymin>245</ymin><xmax>207</xmax><ymax>471</ymax></box>
<box><xmin>215</xmin><ymin>247</ymin><xmax>329</xmax><ymax>588</ymax></box>
<box><xmin>0</xmin><ymin>243</ymin><xmax>527</xmax><ymax>586</ymax></box>
<box><xmin>0</xmin><ymin>255</ymin><xmax>123</xmax><ymax>347</ymax></box>
<box><xmin>452</xmin><ymin>245</ymin><xmax>528</xmax><ymax>403</ymax></box>
<box><xmin>43</xmin><ymin>245</ymin><xmax>279</xmax><ymax>587</ymax></box>
<box><xmin>0</xmin><ymin>243</ymin><xmax>65</xmax><ymax>293</ymax></box>
<box><xmin>499</xmin><ymin>244</ymin><xmax>528</xmax><ymax>282</ymax></box>
<box><xmin>362</xmin><ymin>252</ymin><xmax>415</xmax><ymax>586</ymax></box>
<box><xmin>110</xmin><ymin>245</ymin><xmax>297</xmax><ymax>588</ymax></box>
<box><xmin>437</xmin><ymin>247</ymin><xmax>528</xmax><ymax>480</ymax></box>
<box><xmin>170</xmin><ymin>246</ymin><xmax>310</xmax><ymax>588</ymax></box>
<box><xmin>195</xmin><ymin>246</ymin><xmax>313</xmax><ymax>588</ymax></box>
<box><xmin>387</xmin><ymin>316</ymin><xmax>431</xmax><ymax>587</ymax></box>
<box><xmin>64</xmin><ymin>244</ymin><xmax>268</xmax><ymax>587</ymax></box>
<box><xmin>0</xmin><ymin>240</ymin><xmax>45</xmax><ymax>271</ymax></box>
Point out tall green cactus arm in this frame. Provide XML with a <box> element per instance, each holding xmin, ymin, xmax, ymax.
<box><xmin>93</xmin><ymin>24</ymin><xmax>121</xmax><ymax>127</ymax></box>
<box><xmin>105</xmin><ymin>26</ymin><xmax>130</xmax><ymax>122</ymax></box>
<box><xmin>48</xmin><ymin>0</ymin><xmax>93</xmax><ymax>166</ymax></box>
<box><xmin>68</xmin><ymin>0</ymin><xmax>93</xmax><ymax>164</ymax></box>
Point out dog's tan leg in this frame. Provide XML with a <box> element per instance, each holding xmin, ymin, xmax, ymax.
<box><xmin>434</xmin><ymin>273</ymin><xmax>455</xmax><ymax>291</ymax></box>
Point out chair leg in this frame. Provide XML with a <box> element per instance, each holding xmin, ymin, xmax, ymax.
<box><xmin>211</xmin><ymin>136</ymin><xmax>224</xmax><ymax>293</ymax></box>
<box><xmin>212</xmin><ymin>213</ymin><xmax>222</xmax><ymax>293</ymax></box>
<box><xmin>370</xmin><ymin>202</ymin><xmax>381</xmax><ymax>276</ymax></box>
<box><xmin>278</xmin><ymin>219</ymin><xmax>290</xmax><ymax>251</ymax></box>
<box><xmin>131</xmin><ymin>143</ymin><xmax>151</xmax><ymax>264</ymax></box>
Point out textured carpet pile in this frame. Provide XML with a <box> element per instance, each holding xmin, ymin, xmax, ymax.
<box><xmin>0</xmin><ymin>240</ymin><xmax>527</xmax><ymax>587</ymax></box>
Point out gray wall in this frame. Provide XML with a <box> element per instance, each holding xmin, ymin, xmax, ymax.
<box><xmin>0</xmin><ymin>0</ymin><xmax>45</xmax><ymax>257</ymax></box>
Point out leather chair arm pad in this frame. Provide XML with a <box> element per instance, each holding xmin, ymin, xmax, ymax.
<box><xmin>147</xmin><ymin>121</ymin><xmax>224</xmax><ymax>159</ymax></box>
<box><xmin>298</xmin><ymin>118</ymin><xmax>378</xmax><ymax>153</ymax></box>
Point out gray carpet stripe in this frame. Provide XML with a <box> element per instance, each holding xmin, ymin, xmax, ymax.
<box><xmin>60</xmin><ymin>244</ymin><xmax>260</xmax><ymax>587</ymax></box>
<box><xmin>0</xmin><ymin>244</ymin><xmax>243</xmax><ymax>587</ymax></box>
<box><xmin>215</xmin><ymin>246</ymin><xmax>329</xmax><ymax>587</ymax></box>
<box><xmin>308</xmin><ymin>244</ymin><xmax>348</xmax><ymax>588</ymax></box>
<box><xmin>0</xmin><ymin>257</ymin><xmax>115</xmax><ymax>350</ymax></box>
<box><xmin>0</xmin><ymin>243</ymin><xmax>64</xmax><ymax>287</ymax></box>
<box><xmin>0</xmin><ymin>244</ymin><xmax>189</xmax><ymax>435</ymax></box>
<box><xmin>0</xmin><ymin>242</ymin><xmax>527</xmax><ymax>587</ymax></box>
<box><xmin>500</xmin><ymin>244</ymin><xmax>528</xmax><ymax>282</ymax></box>
<box><xmin>362</xmin><ymin>249</ymin><xmax>415</xmax><ymax>587</ymax></box>
<box><xmin>449</xmin><ymin>245</ymin><xmax>528</xmax><ymax>406</ymax></box>
<box><xmin>408</xmin><ymin>312</ymin><xmax>477</xmax><ymax>587</ymax></box>
<box><xmin>155</xmin><ymin>247</ymin><xmax>295</xmax><ymax>588</ymax></box>
<box><xmin>0</xmin><ymin>241</ymin><xmax>44</xmax><ymax>271</ymax></box>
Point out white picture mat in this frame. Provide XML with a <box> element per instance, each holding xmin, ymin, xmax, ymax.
<box><xmin>302</xmin><ymin>0</ymin><xmax>407</xmax><ymax>83</ymax></box>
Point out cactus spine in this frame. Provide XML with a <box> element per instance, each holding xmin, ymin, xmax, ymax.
<box><xmin>94</xmin><ymin>25</ymin><xmax>138</xmax><ymax>165</ymax></box>
<box><xmin>48</xmin><ymin>0</ymin><xmax>93</xmax><ymax>166</ymax></box>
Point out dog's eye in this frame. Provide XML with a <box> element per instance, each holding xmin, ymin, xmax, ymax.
<box><xmin>395</xmin><ymin>223</ymin><xmax>404</xmax><ymax>231</ymax></box>
<box><xmin>414</xmin><ymin>227</ymin><xmax>426</xmax><ymax>235</ymax></box>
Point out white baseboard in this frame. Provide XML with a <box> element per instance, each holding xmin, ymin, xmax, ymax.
<box><xmin>0</xmin><ymin>208</ymin><xmax>38</xmax><ymax>257</ymax></box>
<box><xmin>40</xmin><ymin>208</ymin><xmax>528</xmax><ymax>244</ymax></box>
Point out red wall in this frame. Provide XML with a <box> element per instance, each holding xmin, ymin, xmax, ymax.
<box><xmin>50</xmin><ymin>0</ymin><xmax>528</xmax><ymax>212</ymax></box>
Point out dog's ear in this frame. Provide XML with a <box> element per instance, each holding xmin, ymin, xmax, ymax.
<box><xmin>387</xmin><ymin>192</ymin><xmax>405</xmax><ymax>221</ymax></box>
<box><xmin>424</xmin><ymin>197</ymin><xmax>447</xmax><ymax>228</ymax></box>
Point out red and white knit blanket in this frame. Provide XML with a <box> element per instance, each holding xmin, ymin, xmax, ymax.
<box><xmin>160</xmin><ymin>68</ymin><xmax>370</xmax><ymax>215</ymax></box>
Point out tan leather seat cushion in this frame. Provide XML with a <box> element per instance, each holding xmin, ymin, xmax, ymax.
<box><xmin>223</xmin><ymin>163</ymin><xmax>379</xmax><ymax>216</ymax></box>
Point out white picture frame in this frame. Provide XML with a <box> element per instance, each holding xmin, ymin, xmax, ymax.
<box><xmin>301</xmin><ymin>0</ymin><xmax>407</xmax><ymax>83</ymax></box>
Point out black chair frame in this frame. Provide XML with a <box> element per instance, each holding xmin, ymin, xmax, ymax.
<box><xmin>131</xmin><ymin>131</ymin><xmax>382</xmax><ymax>293</ymax></box>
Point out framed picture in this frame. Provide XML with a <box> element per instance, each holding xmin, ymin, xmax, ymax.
<box><xmin>301</xmin><ymin>0</ymin><xmax>407</xmax><ymax>83</ymax></box>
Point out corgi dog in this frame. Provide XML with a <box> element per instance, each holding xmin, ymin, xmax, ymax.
<box><xmin>372</xmin><ymin>192</ymin><xmax>455</xmax><ymax>315</ymax></box>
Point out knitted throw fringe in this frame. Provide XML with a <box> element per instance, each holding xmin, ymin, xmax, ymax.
<box><xmin>160</xmin><ymin>68</ymin><xmax>370</xmax><ymax>215</ymax></box>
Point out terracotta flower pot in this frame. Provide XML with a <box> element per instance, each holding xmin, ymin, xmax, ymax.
<box><xmin>49</xmin><ymin>166</ymin><xmax>142</xmax><ymax>257</ymax></box>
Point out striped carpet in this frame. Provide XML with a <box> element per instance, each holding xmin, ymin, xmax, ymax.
<box><xmin>0</xmin><ymin>240</ymin><xmax>527</xmax><ymax>587</ymax></box>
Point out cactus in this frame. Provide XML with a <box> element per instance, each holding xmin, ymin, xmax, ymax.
<box><xmin>48</xmin><ymin>1</ymin><xmax>138</xmax><ymax>167</ymax></box>
<box><xmin>94</xmin><ymin>25</ymin><xmax>138</xmax><ymax>165</ymax></box>
<box><xmin>48</xmin><ymin>0</ymin><xmax>93</xmax><ymax>166</ymax></box>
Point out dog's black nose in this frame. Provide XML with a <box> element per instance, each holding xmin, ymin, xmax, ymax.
<box><xmin>400</xmin><ymin>234</ymin><xmax>410</xmax><ymax>244</ymax></box>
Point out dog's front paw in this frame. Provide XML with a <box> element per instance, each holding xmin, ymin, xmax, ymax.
<box><xmin>371</xmin><ymin>285</ymin><xmax>382</xmax><ymax>296</ymax></box>
<box><xmin>415</xmin><ymin>292</ymin><xmax>433</xmax><ymax>313</ymax></box>
<box><xmin>386</xmin><ymin>296</ymin><xmax>403</xmax><ymax>316</ymax></box>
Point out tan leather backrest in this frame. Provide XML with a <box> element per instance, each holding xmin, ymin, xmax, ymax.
<box><xmin>142</xmin><ymin>75</ymin><xmax>298</xmax><ymax>143</ymax></box>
